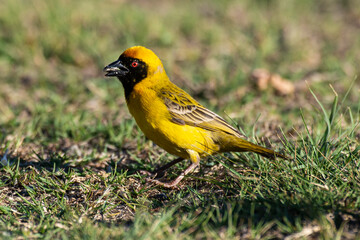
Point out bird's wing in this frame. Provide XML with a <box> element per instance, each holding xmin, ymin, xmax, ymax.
<box><xmin>160</xmin><ymin>89</ymin><xmax>246</xmax><ymax>139</ymax></box>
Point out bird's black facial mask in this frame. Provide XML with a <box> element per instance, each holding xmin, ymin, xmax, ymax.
<box><xmin>104</xmin><ymin>56</ymin><xmax>148</xmax><ymax>98</ymax></box>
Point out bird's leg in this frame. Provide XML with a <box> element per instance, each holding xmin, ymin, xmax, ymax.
<box><xmin>146</xmin><ymin>162</ymin><xmax>198</xmax><ymax>188</ymax></box>
<box><xmin>138</xmin><ymin>157</ymin><xmax>184</xmax><ymax>178</ymax></box>
<box><xmin>153</xmin><ymin>157</ymin><xmax>185</xmax><ymax>177</ymax></box>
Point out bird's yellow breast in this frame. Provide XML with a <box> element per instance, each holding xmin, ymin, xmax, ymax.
<box><xmin>126</xmin><ymin>83</ymin><xmax>218</xmax><ymax>160</ymax></box>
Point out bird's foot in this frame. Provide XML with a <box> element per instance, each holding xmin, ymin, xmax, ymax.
<box><xmin>138</xmin><ymin>169</ymin><xmax>166</xmax><ymax>178</ymax></box>
<box><xmin>145</xmin><ymin>163</ymin><xmax>198</xmax><ymax>189</ymax></box>
<box><xmin>145</xmin><ymin>177</ymin><xmax>181</xmax><ymax>189</ymax></box>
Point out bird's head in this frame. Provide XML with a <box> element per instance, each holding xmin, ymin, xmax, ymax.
<box><xmin>103</xmin><ymin>46</ymin><xmax>167</xmax><ymax>97</ymax></box>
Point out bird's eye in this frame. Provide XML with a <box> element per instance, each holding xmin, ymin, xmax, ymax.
<box><xmin>131</xmin><ymin>61</ymin><xmax>139</xmax><ymax>68</ymax></box>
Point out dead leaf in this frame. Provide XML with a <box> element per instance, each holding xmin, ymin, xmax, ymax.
<box><xmin>250</xmin><ymin>68</ymin><xmax>295</xmax><ymax>96</ymax></box>
<box><xmin>270</xmin><ymin>74</ymin><xmax>295</xmax><ymax>95</ymax></box>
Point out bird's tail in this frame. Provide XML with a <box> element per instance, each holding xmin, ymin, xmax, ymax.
<box><xmin>243</xmin><ymin>141</ymin><xmax>288</xmax><ymax>160</ymax></box>
<box><xmin>222</xmin><ymin>136</ymin><xmax>288</xmax><ymax>160</ymax></box>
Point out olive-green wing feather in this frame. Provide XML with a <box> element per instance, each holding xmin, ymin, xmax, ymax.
<box><xmin>160</xmin><ymin>88</ymin><xmax>246</xmax><ymax>139</ymax></box>
<box><xmin>160</xmin><ymin>86</ymin><xmax>288</xmax><ymax>160</ymax></box>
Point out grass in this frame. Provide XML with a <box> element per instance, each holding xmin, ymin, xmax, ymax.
<box><xmin>1</xmin><ymin>0</ymin><xmax>360</xmax><ymax>239</ymax></box>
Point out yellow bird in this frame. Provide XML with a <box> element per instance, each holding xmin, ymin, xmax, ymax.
<box><xmin>104</xmin><ymin>46</ymin><xmax>287</xmax><ymax>188</ymax></box>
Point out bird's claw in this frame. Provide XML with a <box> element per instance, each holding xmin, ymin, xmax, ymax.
<box><xmin>145</xmin><ymin>177</ymin><xmax>180</xmax><ymax>189</ymax></box>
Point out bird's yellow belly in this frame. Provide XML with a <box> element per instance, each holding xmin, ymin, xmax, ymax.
<box><xmin>127</xmin><ymin>89</ymin><xmax>217</xmax><ymax>159</ymax></box>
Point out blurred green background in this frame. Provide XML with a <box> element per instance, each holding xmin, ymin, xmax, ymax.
<box><xmin>1</xmin><ymin>0</ymin><xmax>359</xmax><ymax>140</ymax></box>
<box><xmin>0</xmin><ymin>0</ymin><xmax>360</xmax><ymax>238</ymax></box>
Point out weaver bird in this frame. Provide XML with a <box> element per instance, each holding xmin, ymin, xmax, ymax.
<box><xmin>104</xmin><ymin>46</ymin><xmax>287</xmax><ymax>188</ymax></box>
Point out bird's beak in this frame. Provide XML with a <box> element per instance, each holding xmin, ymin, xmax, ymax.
<box><xmin>103</xmin><ymin>60</ymin><xmax>129</xmax><ymax>77</ymax></box>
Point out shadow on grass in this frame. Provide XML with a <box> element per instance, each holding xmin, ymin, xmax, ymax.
<box><xmin>123</xmin><ymin>194</ymin><xmax>360</xmax><ymax>238</ymax></box>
